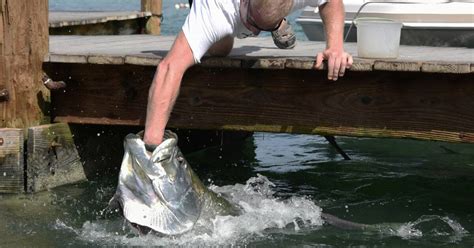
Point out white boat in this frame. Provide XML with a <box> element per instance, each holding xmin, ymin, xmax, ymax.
<box><xmin>296</xmin><ymin>0</ymin><xmax>474</xmax><ymax>47</ymax></box>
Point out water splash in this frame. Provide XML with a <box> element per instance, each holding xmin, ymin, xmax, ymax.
<box><xmin>67</xmin><ymin>175</ymin><xmax>323</xmax><ymax>246</ymax></box>
<box><xmin>371</xmin><ymin>215</ymin><xmax>468</xmax><ymax>240</ymax></box>
<box><xmin>52</xmin><ymin>175</ymin><xmax>470</xmax><ymax>246</ymax></box>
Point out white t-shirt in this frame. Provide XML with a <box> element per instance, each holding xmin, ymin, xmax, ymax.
<box><xmin>182</xmin><ymin>0</ymin><xmax>327</xmax><ymax>63</ymax></box>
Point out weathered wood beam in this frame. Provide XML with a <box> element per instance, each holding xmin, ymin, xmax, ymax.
<box><xmin>43</xmin><ymin>63</ymin><xmax>474</xmax><ymax>143</ymax></box>
<box><xmin>141</xmin><ymin>0</ymin><xmax>162</xmax><ymax>35</ymax></box>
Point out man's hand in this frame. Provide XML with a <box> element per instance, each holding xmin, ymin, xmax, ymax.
<box><xmin>317</xmin><ymin>0</ymin><xmax>352</xmax><ymax>81</ymax></box>
<box><xmin>315</xmin><ymin>48</ymin><xmax>353</xmax><ymax>81</ymax></box>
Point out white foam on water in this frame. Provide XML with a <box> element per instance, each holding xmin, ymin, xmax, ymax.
<box><xmin>54</xmin><ymin>219</ymin><xmax>77</xmax><ymax>233</ymax></box>
<box><xmin>52</xmin><ymin>175</ymin><xmax>469</xmax><ymax>246</ymax></box>
<box><xmin>374</xmin><ymin>215</ymin><xmax>469</xmax><ymax>240</ymax></box>
<box><xmin>72</xmin><ymin>175</ymin><xmax>324</xmax><ymax>246</ymax></box>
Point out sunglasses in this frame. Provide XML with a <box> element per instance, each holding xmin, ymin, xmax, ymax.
<box><xmin>246</xmin><ymin>0</ymin><xmax>283</xmax><ymax>33</ymax></box>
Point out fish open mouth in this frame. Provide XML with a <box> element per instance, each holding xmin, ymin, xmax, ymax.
<box><xmin>109</xmin><ymin>130</ymin><xmax>204</xmax><ymax>236</ymax></box>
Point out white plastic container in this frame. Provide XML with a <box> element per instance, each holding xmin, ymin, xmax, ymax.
<box><xmin>355</xmin><ymin>18</ymin><xmax>403</xmax><ymax>59</ymax></box>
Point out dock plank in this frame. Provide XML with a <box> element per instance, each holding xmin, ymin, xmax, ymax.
<box><xmin>125</xmin><ymin>55</ymin><xmax>161</xmax><ymax>66</ymax></box>
<box><xmin>422</xmin><ymin>62</ymin><xmax>471</xmax><ymax>74</ymax></box>
<box><xmin>374</xmin><ymin>61</ymin><xmax>421</xmax><ymax>72</ymax></box>
<box><xmin>49</xmin><ymin>54</ymin><xmax>87</xmax><ymax>64</ymax></box>
<box><xmin>48</xmin><ymin>35</ymin><xmax>473</xmax><ymax>73</ymax></box>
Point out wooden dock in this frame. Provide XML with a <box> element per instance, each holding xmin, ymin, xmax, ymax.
<box><xmin>49</xmin><ymin>11</ymin><xmax>153</xmax><ymax>35</ymax></box>
<box><xmin>49</xmin><ymin>11</ymin><xmax>152</xmax><ymax>28</ymax></box>
<box><xmin>48</xmin><ymin>0</ymin><xmax>163</xmax><ymax>36</ymax></box>
<box><xmin>44</xmin><ymin>35</ymin><xmax>474</xmax><ymax>144</ymax></box>
<box><xmin>47</xmin><ymin>35</ymin><xmax>473</xmax><ymax>72</ymax></box>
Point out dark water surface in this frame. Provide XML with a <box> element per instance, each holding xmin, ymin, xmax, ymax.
<box><xmin>1</xmin><ymin>134</ymin><xmax>473</xmax><ymax>247</ymax></box>
<box><xmin>2</xmin><ymin>1</ymin><xmax>472</xmax><ymax>247</ymax></box>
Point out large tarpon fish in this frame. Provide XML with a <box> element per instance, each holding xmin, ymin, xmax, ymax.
<box><xmin>109</xmin><ymin>130</ymin><xmax>373</xmax><ymax>236</ymax></box>
<box><xmin>109</xmin><ymin>130</ymin><xmax>239</xmax><ymax>235</ymax></box>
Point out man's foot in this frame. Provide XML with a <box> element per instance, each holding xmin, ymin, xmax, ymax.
<box><xmin>271</xmin><ymin>18</ymin><xmax>296</xmax><ymax>49</ymax></box>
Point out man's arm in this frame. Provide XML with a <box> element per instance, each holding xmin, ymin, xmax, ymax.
<box><xmin>315</xmin><ymin>0</ymin><xmax>353</xmax><ymax>81</ymax></box>
<box><xmin>143</xmin><ymin>31</ymin><xmax>195</xmax><ymax>145</ymax></box>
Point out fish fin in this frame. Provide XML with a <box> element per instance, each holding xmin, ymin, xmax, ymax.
<box><xmin>321</xmin><ymin>212</ymin><xmax>369</xmax><ymax>230</ymax></box>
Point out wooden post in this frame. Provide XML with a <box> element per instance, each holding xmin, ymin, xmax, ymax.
<box><xmin>26</xmin><ymin>123</ymin><xmax>86</xmax><ymax>193</ymax></box>
<box><xmin>0</xmin><ymin>0</ymin><xmax>50</xmax><ymax>128</ymax></box>
<box><xmin>141</xmin><ymin>0</ymin><xmax>162</xmax><ymax>35</ymax></box>
<box><xmin>0</xmin><ymin>129</ymin><xmax>24</xmax><ymax>193</ymax></box>
<box><xmin>1</xmin><ymin>0</ymin><xmax>55</xmax><ymax>193</ymax></box>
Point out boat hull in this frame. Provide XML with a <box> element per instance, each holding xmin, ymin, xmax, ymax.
<box><xmin>296</xmin><ymin>1</ymin><xmax>474</xmax><ymax>47</ymax></box>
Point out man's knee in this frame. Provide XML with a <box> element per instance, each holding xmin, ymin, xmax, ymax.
<box><xmin>207</xmin><ymin>36</ymin><xmax>234</xmax><ymax>57</ymax></box>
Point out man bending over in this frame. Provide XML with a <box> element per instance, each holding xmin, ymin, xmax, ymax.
<box><xmin>143</xmin><ymin>0</ymin><xmax>353</xmax><ymax>147</ymax></box>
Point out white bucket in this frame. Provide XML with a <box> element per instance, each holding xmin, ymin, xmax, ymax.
<box><xmin>355</xmin><ymin>18</ymin><xmax>403</xmax><ymax>59</ymax></box>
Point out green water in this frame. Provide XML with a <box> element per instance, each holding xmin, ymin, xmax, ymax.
<box><xmin>2</xmin><ymin>1</ymin><xmax>471</xmax><ymax>247</ymax></box>
<box><xmin>1</xmin><ymin>134</ymin><xmax>473</xmax><ymax>247</ymax></box>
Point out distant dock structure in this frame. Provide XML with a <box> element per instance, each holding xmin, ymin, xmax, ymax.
<box><xmin>49</xmin><ymin>0</ymin><xmax>162</xmax><ymax>35</ymax></box>
<box><xmin>49</xmin><ymin>11</ymin><xmax>153</xmax><ymax>35</ymax></box>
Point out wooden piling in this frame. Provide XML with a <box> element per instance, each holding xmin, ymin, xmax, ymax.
<box><xmin>0</xmin><ymin>0</ymin><xmax>50</xmax><ymax>128</ymax></box>
<box><xmin>26</xmin><ymin>123</ymin><xmax>86</xmax><ymax>193</ymax></box>
<box><xmin>141</xmin><ymin>0</ymin><xmax>162</xmax><ymax>35</ymax></box>
<box><xmin>1</xmin><ymin>1</ymin><xmax>87</xmax><ymax>193</ymax></box>
<box><xmin>0</xmin><ymin>129</ymin><xmax>24</xmax><ymax>193</ymax></box>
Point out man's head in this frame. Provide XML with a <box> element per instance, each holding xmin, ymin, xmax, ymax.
<box><xmin>240</xmin><ymin>0</ymin><xmax>293</xmax><ymax>35</ymax></box>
